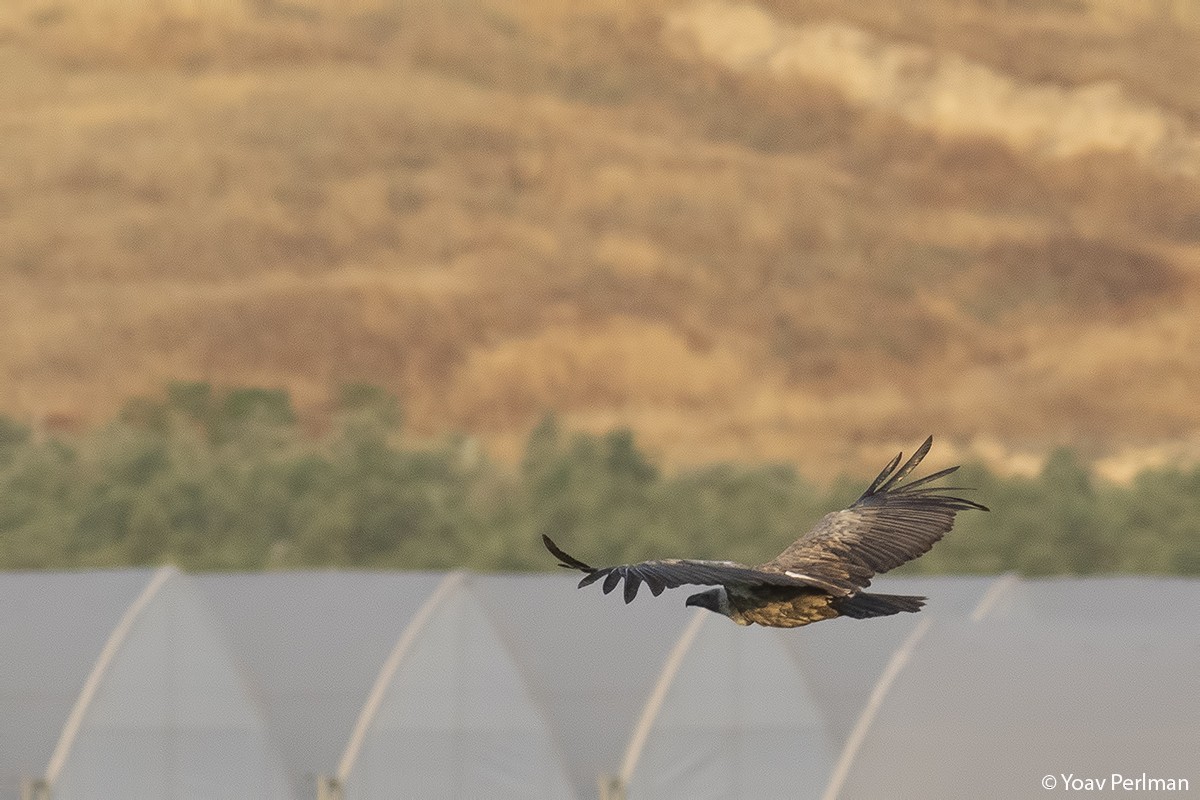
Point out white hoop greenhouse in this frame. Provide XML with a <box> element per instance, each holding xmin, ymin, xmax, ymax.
<box><xmin>2</xmin><ymin>569</ymin><xmax>1196</xmax><ymax>799</ymax></box>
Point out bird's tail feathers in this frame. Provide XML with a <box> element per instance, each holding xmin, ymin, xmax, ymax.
<box><xmin>833</xmin><ymin>592</ymin><xmax>925</xmax><ymax>619</ymax></box>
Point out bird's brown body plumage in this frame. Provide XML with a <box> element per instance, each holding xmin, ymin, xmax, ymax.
<box><xmin>544</xmin><ymin>436</ymin><xmax>987</xmax><ymax>628</ymax></box>
<box><xmin>719</xmin><ymin>586</ymin><xmax>928</xmax><ymax>627</ymax></box>
<box><xmin>725</xmin><ymin>586</ymin><xmax>841</xmax><ymax>628</ymax></box>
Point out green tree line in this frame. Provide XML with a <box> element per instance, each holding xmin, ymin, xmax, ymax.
<box><xmin>1</xmin><ymin>383</ymin><xmax>1198</xmax><ymax>574</ymax></box>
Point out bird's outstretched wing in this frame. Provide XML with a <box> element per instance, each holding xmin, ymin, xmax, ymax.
<box><xmin>761</xmin><ymin>436</ymin><xmax>988</xmax><ymax>596</ymax></box>
<box><xmin>542</xmin><ymin>535</ymin><xmax>813</xmax><ymax>603</ymax></box>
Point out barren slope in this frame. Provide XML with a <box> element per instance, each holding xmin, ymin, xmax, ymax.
<box><xmin>2</xmin><ymin>0</ymin><xmax>1200</xmax><ymax>478</ymax></box>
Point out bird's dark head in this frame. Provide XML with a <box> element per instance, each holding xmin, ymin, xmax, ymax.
<box><xmin>685</xmin><ymin>588</ymin><xmax>729</xmax><ymax>616</ymax></box>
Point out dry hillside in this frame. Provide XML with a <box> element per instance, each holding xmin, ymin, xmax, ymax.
<box><xmin>2</xmin><ymin>0</ymin><xmax>1200</xmax><ymax>479</ymax></box>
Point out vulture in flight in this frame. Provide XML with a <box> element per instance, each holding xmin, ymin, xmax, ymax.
<box><xmin>543</xmin><ymin>436</ymin><xmax>987</xmax><ymax>628</ymax></box>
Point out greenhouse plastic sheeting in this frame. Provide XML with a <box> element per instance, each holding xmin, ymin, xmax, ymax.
<box><xmin>778</xmin><ymin>574</ymin><xmax>1022</xmax><ymax>747</ymax></box>
<box><xmin>471</xmin><ymin>574</ymin><xmax>688</xmax><ymax>797</ymax></box>
<box><xmin>195</xmin><ymin>571</ymin><xmax>446</xmax><ymax>793</ymax></box>
<box><xmin>837</xmin><ymin>615</ymin><xmax>1200</xmax><ymax>798</ymax></box>
<box><xmin>51</xmin><ymin>570</ymin><xmax>292</xmax><ymax>800</ymax></box>
<box><xmin>623</xmin><ymin>613</ymin><xmax>834</xmax><ymax>800</ymax></box>
<box><xmin>0</xmin><ymin>570</ymin><xmax>154</xmax><ymax>798</ymax></box>
<box><xmin>3</xmin><ymin>570</ymin><xmax>1197</xmax><ymax>800</ymax></box>
<box><xmin>341</xmin><ymin>578</ymin><xmax>575</xmax><ymax>799</ymax></box>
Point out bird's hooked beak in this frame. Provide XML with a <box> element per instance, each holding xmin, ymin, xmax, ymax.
<box><xmin>686</xmin><ymin>588</ymin><xmax>722</xmax><ymax>613</ymax></box>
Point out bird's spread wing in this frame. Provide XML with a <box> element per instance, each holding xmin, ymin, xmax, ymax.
<box><xmin>542</xmin><ymin>535</ymin><xmax>813</xmax><ymax>603</ymax></box>
<box><xmin>761</xmin><ymin>436</ymin><xmax>988</xmax><ymax>596</ymax></box>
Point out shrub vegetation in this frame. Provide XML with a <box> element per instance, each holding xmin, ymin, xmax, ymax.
<box><xmin>2</xmin><ymin>384</ymin><xmax>1197</xmax><ymax>575</ymax></box>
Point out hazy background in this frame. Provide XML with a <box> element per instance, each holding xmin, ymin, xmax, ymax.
<box><xmin>2</xmin><ymin>0</ymin><xmax>1199</xmax><ymax>572</ymax></box>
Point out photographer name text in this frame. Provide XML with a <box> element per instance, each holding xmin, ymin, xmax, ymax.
<box><xmin>1044</xmin><ymin>773</ymin><xmax>1189</xmax><ymax>792</ymax></box>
